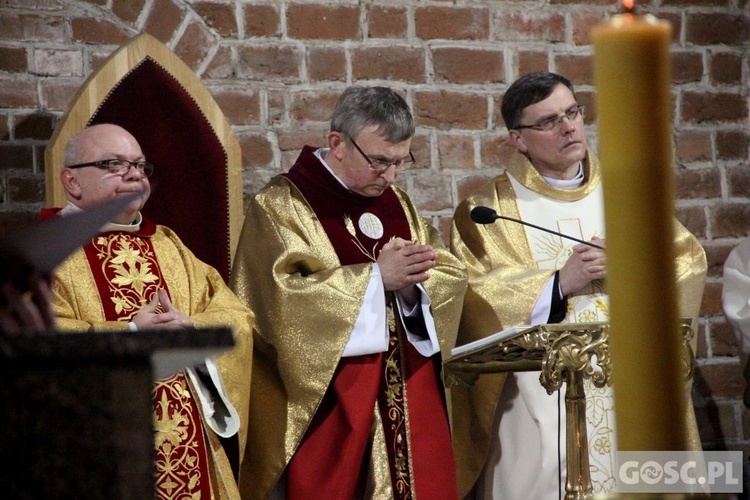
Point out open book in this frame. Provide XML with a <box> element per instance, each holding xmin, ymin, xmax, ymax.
<box><xmin>450</xmin><ymin>324</ymin><xmax>535</xmax><ymax>358</ymax></box>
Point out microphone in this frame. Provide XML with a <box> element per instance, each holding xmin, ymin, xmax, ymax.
<box><xmin>470</xmin><ymin>206</ymin><xmax>604</xmax><ymax>250</ymax></box>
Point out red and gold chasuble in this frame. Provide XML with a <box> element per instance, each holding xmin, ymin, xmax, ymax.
<box><xmin>283</xmin><ymin>147</ymin><xmax>457</xmax><ymax>499</ymax></box>
<box><xmin>81</xmin><ymin>220</ymin><xmax>212</xmax><ymax>500</ymax></box>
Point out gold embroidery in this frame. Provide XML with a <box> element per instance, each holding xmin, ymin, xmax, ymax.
<box><xmin>153</xmin><ymin>373</ymin><xmax>209</xmax><ymax>500</ymax></box>
<box><xmin>91</xmin><ymin>234</ymin><xmax>162</xmax><ymax>320</ymax></box>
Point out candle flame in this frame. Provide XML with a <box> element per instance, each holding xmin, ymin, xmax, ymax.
<box><xmin>621</xmin><ymin>0</ymin><xmax>636</xmax><ymax>14</ymax></box>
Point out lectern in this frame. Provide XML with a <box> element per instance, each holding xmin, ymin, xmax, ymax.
<box><xmin>0</xmin><ymin>327</ymin><xmax>233</xmax><ymax>498</ymax></box>
<box><xmin>444</xmin><ymin>321</ymin><xmax>694</xmax><ymax>499</ymax></box>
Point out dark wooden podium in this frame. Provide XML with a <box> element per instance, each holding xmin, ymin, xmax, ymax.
<box><xmin>0</xmin><ymin>328</ymin><xmax>233</xmax><ymax>498</ymax></box>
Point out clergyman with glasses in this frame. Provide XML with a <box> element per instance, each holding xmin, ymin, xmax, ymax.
<box><xmin>449</xmin><ymin>71</ymin><xmax>706</xmax><ymax>499</ymax></box>
<box><xmin>230</xmin><ymin>85</ymin><xmax>468</xmax><ymax>499</ymax></box>
<box><xmin>41</xmin><ymin>123</ymin><xmax>254</xmax><ymax>500</ymax></box>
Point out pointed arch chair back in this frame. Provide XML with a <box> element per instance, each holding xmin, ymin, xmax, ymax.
<box><xmin>45</xmin><ymin>33</ymin><xmax>242</xmax><ymax>282</ymax></box>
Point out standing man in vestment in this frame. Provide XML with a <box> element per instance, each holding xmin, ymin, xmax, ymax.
<box><xmin>45</xmin><ymin>123</ymin><xmax>253</xmax><ymax>499</ymax></box>
<box><xmin>450</xmin><ymin>72</ymin><xmax>707</xmax><ymax>499</ymax></box>
<box><xmin>230</xmin><ymin>86</ymin><xmax>468</xmax><ymax>499</ymax></box>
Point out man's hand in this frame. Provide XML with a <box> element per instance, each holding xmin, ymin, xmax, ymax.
<box><xmin>0</xmin><ymin>273</ymin><xmax>56</xmax><ymax>333</ymax></box>
<box><xmin>558</xmin><ymin>237</ymin><xmax>606</xmax><ymax>296</ymax></box>
<box><xmin>376</xmin><ymin>237</ymin><xmax>435</xmax><ymax>306</ymax></box>
<box><xmin>132</xmin><ymin>289</ymin><xmax>194</xmax><ymax>330</ymax></box>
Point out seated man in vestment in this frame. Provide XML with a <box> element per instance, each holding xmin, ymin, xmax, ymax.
<box><xmin>450</xmin><ymin>71</ymin><xmax>707</xmax><ymax>499</ymax></box>
<box><xmin>230</xmin><ymin>85</ymin><xmax>468</xmax><ymax>499</ymax></box>
<box><xmin>44</xmin><ymin>123</ymin><xmax>253</xmax><ymax>499</ymax></box>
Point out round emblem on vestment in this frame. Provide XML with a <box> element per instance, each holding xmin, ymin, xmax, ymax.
<box><xmin>358</xmin><ymin>212</ymin><xmax>384</xmax><ymax>239</ymax></box>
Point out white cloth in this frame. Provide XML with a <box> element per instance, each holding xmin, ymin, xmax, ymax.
<box><xmin>478</xmin><ymin>170</ymin><xmax>617</xmax><ymax>499</ymax></box>
<box><xmin>723</xmin><ymin>238</ymin><xmax>750</xmax><ymax>360</ymax></box>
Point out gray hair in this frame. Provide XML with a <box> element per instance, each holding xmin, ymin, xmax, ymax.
<box><xmin>330</xmin><ymin>86</ymin><xmax>414</xmax><ymax>143</ymax></box>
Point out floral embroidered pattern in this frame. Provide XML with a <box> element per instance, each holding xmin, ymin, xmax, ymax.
<box><xmin>153</xmin><ymin>373</ymin><xmax>210</xmax><ymax>500</ymax></box>
<box><xmin>91</xmin><ymin>234</ymin><xmax>162</xmax><ymax>320</ymax></box>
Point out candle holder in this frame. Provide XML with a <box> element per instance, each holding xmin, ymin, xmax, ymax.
<box><xmin>444</xmin><ymin>320</ymin><xmax>694</xmax><ymax>499</ymax></box>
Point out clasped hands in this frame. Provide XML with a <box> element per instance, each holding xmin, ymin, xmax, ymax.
<box><xmin>559</xmin><ymin>236</ymin><xmax>607</xmax><ymax>296</ymax></box>
<box><xmin>132</xmin><ymin>289</ymin><xmax>194</xmax><ymax>330</ymax></box>
<box><xmin>376</xmin><ymin>237</ymin><xmax>435</xmax><ymax>307</ymax></box>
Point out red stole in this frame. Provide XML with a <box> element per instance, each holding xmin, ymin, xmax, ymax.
<box><xmin>283</xmin><ymin>147</ymin><xmax>457</xmax><ymax>499</ymax></box>
<box><xmin>48</xmin><ymin>209</ymin><xmax>213</xmax><ymax>500</ymax></box>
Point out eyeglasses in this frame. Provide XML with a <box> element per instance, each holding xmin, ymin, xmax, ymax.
<box><xmin>65</xmin><ymin>158</ymin><xmax>155</xmax><ymax>177</ymax></box>
<box><xmin>515</xmin><ymin>105</ymin><xmax>585</xmax><ymax>133</ymax></box>
<box><xmin>348</xmin><ymin>136</ymin><xmax>416</xmax><ymax>174</ymax></box>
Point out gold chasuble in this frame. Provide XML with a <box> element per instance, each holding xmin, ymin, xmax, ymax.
<box><xmin>46</xmin><ymin>210</ymin><xmax>253</xmax><ymax>500</ymax></box>
<box><xmin>231</xmin><ymin>146</ymin><xmax>468</xmax><ymax>499</ymax></box>
<box><xmin>449</xmin><ymin>152</ymin><xmax>707</xmax><ymax>498</ymax></box>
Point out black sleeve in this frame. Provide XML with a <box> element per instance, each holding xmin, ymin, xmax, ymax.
<box><xmin>547</xmin><ymin>271</ymin><xmax>568</xmax><ymax>324</ymax></box>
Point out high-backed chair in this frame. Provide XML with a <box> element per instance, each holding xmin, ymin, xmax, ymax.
<box><xmin>45</xmin><ymin>33</ymin><xmax>243</xmax><ymax>282</ymax></box>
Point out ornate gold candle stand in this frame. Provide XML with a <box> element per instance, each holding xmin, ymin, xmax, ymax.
<box><xmin>444</xmin><ymin>321</ymin><xmax>694</xmax><ymax>500</ymax></box>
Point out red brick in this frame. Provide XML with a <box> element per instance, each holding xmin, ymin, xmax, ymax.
<box><xmin>701</xmin><ymin>281</ymin><xmax>723</xmax><ymax>316</ymax></box>
<box><xmin>307</xmin><ymin>47</ymin><xmax>346</xmax><ymax>82</ymax></box>
<box><xmin>686</xmin><ymin>13</ymin><xmax>747</xmax><ymax>45</ymax></box>
<box><xmin>144</xmin><ymin>0</ymin><xmax>182</xmax><ymax>44</ymax></box>
<box><xmin>572</xmin><ymin>11</ymin><xmax>605</xmax><ymax>46</ymax></box>
<box><xmin>277</xmin><ymin>127</ymin><xmax>329</xmax><ymax>152</ymax></box>
<box><xmin>174</xmin><ymin>20</ymin><xmax>217</xmax><ymax>72</ymax></box>
<box><xmin>675</xmin><ymin>130</ymin><xmax>711</xmax><ymax>164</ymax></box>
<box><xmin>727</xmin><ymin>166</ymin><xmax>750</xmax><ymax>198</ymax></box>
<box><xmin>41</xmin><ymin>81</ymin><xmax>80</xmax><ymax>111</ymax></box>
<box><xmin>432</xmin><ymin>47</ymin><xmax>504</xmax><ymax>84</ymax></box>
<box><xmin>414</xmin><ymin>90</ymin><xmax>487</xmax><ymax>130</ymax></box>
<box><xmin>662</xmin><ymin>0</ymin><xmax>732</xmax><ymax>5</ymax></box>
<box><xmin>267</xmin><ymin>89</ymin><xmax>286</xmax><ymax>126</ymax></box>
<box><xmin>0</xmin><ymin>145</ymin><xmax>33</xmax><ymax>170</ymax></box>
<box><xmin>0</xmin><ymin>14</ymin><xmax>67</xmax><ymax>43</ymax></box>
<box><xmin>480</xmin><ymin>134</ymin><xmax>515</xmax><ymax>168</ymax></box>
<box><xmin>437</xmin><ymin>133</ymin><xmax>474</xmax><ymax>170</ymax></box>
<box><xmin>13</xmin><ymin>112</ymin><xmax>55</xmax><ymax>140</ymax></box>
<box><xmin>237</xmin><ymin>45</ymin><xmax>301</xmax><ymax>82</ymax></box>
<box><xmin>238</xmin><ymin>132</ymin><xmax>274</xmax><ymax>169</ymax></box>
<box><xmin>112</xmin><ymin>0</ymin><xmax>147</xmax><ymax>25</ymax></box>
<box><xmin>33</xmin><ymin>49</ymin><xmax>83</xmax><ymax>77</ymax></box>
<box><xmin>410</xmin><ymin>173</ymin><xmax>454</xmax><ymax>212</ymax></box>
<box><xmin>676</xmin><ymin>206</ymin><xmax>706</xmax><ymax>239</ymax></box>
<box><xmin>204</xmin><ymin>45</ymin><xmax>233</xmax><ymax>80</ymax></box>
<box><xmin>436</xmin><ymin>216</ymin><xmax>451</xmax><ymax>247</ymax></box>
<box><xmin>0</xmin><ymin>78</ymin><xmax>38</xmax><ymax>108</ymax></box>
<box><xmin>212</xmin><ymin>88</ymin><xmax>261</xmax><ymax>126</ymax></box>
<box><xmin>457</xmin><ymin>174</ymin><xmax>497</xmax><ymax>205</ymax></box>
<box><xmin>368</xmin><ymin>5</ymin><xmax>408</xmax><ymax>39</ymax></box>
<box><xmin>672</xmin><ymin>51</ymin><xmax>703</xmax><ymax>84</ymax></box>
<box><xmin>554</xmin><ymin>54</ymin><xmax>593</xmax><ymax>86</ymax></box>
<box><xmin>712</xmin><ymin>203</ymin><xmax>750</xmax><ymax>239</ymax></box>
<box><xmin>0</xmin><ymin>114</ymin><xmax>9</xmax><ymax>140</ymax></box>
<box><xmin>352</xmin><ymin>46</ymin><xmax>425</xmax><ymax>84</ymax></box>
<box><xmin>1</xmin><ymin>0</ymin><xmax>71</xmax><ymax>8</ymax></box>
<box><xmin>71</xmin><ymin>17</ymin><xmax>130</xmax><ymax>45</ymax></box>
<box><xmin>194</xmin><ymin>1</ymin><xmax>237</xmax><ymax>37</ymax></box>
<box><xmin>676</xmin><ymin>168</ymin><xmax>721</xmax><ymax>200</ymax></box>
<box><xmin>717</xmin><ymin>131</ymin><xmax>749</xmax><ymax>161</ymax></box>
<box><xmin>287</xmin><ymin>4</ymin><xmax>361</xmax><ymax>41</ymax></box>
<box><xmin>415</xmin><ymin>6</ymin><xmax>490</xmax><ymax>41</ymax></box>
<box><xmin>693</xmin><ymin>362</ymin><xmax>745</xmax><ymax>399</ymax></box>
<box><xmin>290</xmin><ymin>91</ymin><xmax>340</xmax><ymax>123</ymax></box>
<box><xmin>681</xmin><ymin>92</ymin><xmax>747</xmax><ymax>123</ymax></box>
<box><xmin>408</xmin><ymin>134</ymin><xmax>429</xmax><ymax>171</ymax></box>
<box><xmin>244</xmin><ymin>5</ymin><xmax>280</xmax><ymax>38</ymax></box>
<box><xmin>704</xmin><ymin>242</ymin><xmax>735</xmax><ymax>279</ymax></box>
<box><xmin>711</xmin><ymin>51</ymin><xmax>742</xmax><ymax>85</ymax></box>
<box><xmin>518</xmin><ymin>50</ymin><xmax>549</xmax><ymax>77</ymax></box>
<box><xmin>495</xmin><ymin>11</ymin><xmax>565</xmax><ymax>43</ymax></box>
<box><xmin>0</xmin><ymin>47</ymin><xmax>27</xmax><ymax>73</ymax></box>
<box><xmin>696</xmin><ymin>322</ymin><xmax>709</xmax><ymax>359</ymax></box>
<box><xmin>712</xmin><ymin>320</ymin><xmax>741</xmax><ymax>358</ymax></box>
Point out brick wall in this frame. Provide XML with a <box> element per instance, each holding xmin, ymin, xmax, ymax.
<box><xmin>1</xmin><ymin>0</ymin><xmax>748</xmax><ymax>456</ymax></box>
